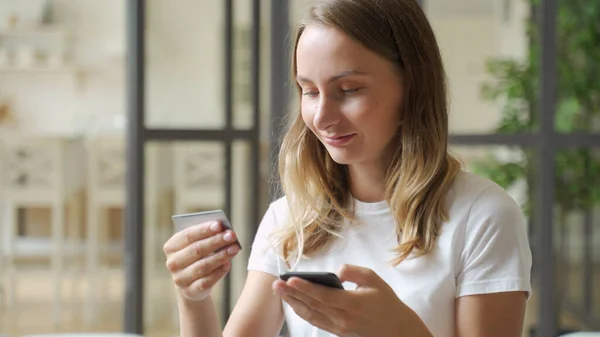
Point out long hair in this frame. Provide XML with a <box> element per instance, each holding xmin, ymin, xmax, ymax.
<box><xmin>273</xmin><ymin>0</ymin><xmax>462</xmax><ymax>268</ymax></box>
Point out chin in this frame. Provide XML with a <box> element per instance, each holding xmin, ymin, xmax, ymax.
<box><xmin>326</xmin><ymin>149</ymin><xmax>360</xmax><ymax>165</ymax></box>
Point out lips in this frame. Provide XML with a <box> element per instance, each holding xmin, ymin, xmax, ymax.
<box><xmin>322</xmin><ymin>133</ymin><xmax>356</xmax><ymax>147</ymax></box>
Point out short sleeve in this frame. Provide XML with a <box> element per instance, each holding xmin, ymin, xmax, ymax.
<box><xmin>455</xmin><ymin>184</ymin><xmax>532</xmax><ymax>299</ymax></box>
<box><xmin>247</xmin><ymin>199</ymin><xmax>288</xmax><ymax>277</ymax></box>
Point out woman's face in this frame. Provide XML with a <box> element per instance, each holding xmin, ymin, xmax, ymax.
<box><xmin>296</xmin><ymin>24</ymin><xmax>404</xmax><ymax>167</ymax></box>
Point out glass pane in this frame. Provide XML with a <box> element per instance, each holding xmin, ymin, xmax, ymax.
<box><xmin>143</xmin><ymin>141</ymin><xmax>178</xmax><ymax>337</ymax></box>
<box><xmin>144</xmin><ymin>141</ymin><xmax>249</xmax><ymax>335</ymax></box>
<box><xmin>594</xmin><ymin>203</ymin><xmax>600</xmax><ymax>321</ymax></box>
<box><xmin>229</xmin><ymin>140</ymin><xmax>255</xmax><ymax>309</ymax></box>
<box><xmin>427</xmin><ymin>0</ymin><xmax>532</xmax><ymax>134</ymax></box>
<box><xmin>554</xmin><ymin>1</ymin><xmax>600</xmax><ymax>134</ymax></box>
<box><xmin>0</xmin><ymin>0</ymin><xmax>127</xmax><ymax>334</ymax></box>
<box><xmin>0</xmin><ymin>135</ymin><xmax>128</xmax><ymax>334</ymax></box>
<box><xmin>232</xmin><ymin>0</ymin><xmax>252</xmax><ymax>130</ymax></box>
<box><xmin>145</xmin><ymin>1</ymin><xmax>225</xmax><ymax>129</ymax></box>
<box><xmin>258</xmin><ymin>0</ymin><xmax>272</xmax><ymax>144</ymax></box>
<box><xmin>561</xmin><ymin>210</ymin><xmax>584</xmax><ymax>311</ymax></box>
<box><xmin>143</xmin><ymin>140</ymin><xmax>268</xmax><ymax>334</ymax></box>
<box><xmin>555</xmin><ymin>147</ymin><xmax>600</xmax><ymax>332</ymax></box>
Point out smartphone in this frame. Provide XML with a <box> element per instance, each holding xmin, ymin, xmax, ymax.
<box><xmin>280</xmin><ymin>272</ymin><xmax>344</xmax><ymax>289</ymax></box>
<box><xmin>171</xmin><ymin>209</ymin><xmax>242</xmax><ymax>249</ymax></box>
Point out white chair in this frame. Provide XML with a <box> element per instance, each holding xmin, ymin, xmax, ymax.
<box><xmin>84</xmin><ymin>135</ymin><xmax>125</xmax><ymax>323</ymax></box>
<box><xmin>172</xmin><ymin>142</ymin><xmax>224</xmax><ymax>215</ymax></box>
<box><xmin>84</xmin><ymin>136</ymin><xmax>171</xmax><ymax>326</ymax></box>
<box><xmin>142</xmin><ymin>142</ymin><xmax>174</xmax><ymax>327</ymax></box>
<box><xmin>0</xmin><ymin>134</ymin><xmax>85</xmax><ymax>326</ymax></box>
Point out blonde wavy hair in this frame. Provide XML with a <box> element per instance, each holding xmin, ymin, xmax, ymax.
<box><xmin>273</xmin><ymin>0</ymin><xmax>462</xmax><ymax>268</ymax></box>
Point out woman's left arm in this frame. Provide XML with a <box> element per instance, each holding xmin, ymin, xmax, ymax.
<box><xmin>455</xmin><ymin>291</ymin><xmax>527</xmax><ymax>337</ymax></box>
<box><xmin>454</xmin><ymin>184</ymin><xmax>532</xmax><ymax>337</ymax></box>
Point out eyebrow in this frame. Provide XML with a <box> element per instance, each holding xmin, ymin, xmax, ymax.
<box><xmin>296</xmin><ymin>69</ymin><xmax>368</xmax><ymax>84</ymax></box>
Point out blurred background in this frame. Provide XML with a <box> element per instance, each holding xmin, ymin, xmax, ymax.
<box><xmin>0</xmin><ymin>0</ymin><xmax>597</xmax><ymax>337</ymax></box>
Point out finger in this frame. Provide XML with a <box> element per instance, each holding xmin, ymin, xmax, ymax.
<box><xmin>285</xmin><ymin>277</ymin><xmax>349</xmax><ymax>310</ymax></box>
<box><xmin>186</xmin><ymin>261</ymin><xmax>232</xmax><ymax>294</ymax></box>
<box><xmin>166</xmin><ymin>230</ymin><xmax>238</xmax><ymax>271</ymax></box>
<box><xmin>336</xmin><ymin>264</ymin><xmax>377</xmax><ymax>287</ymax></box>
<box><xmin>163</xmin><ymin>221</ymin><xmax>222</xmax><ymax>254</ymax></box>
<box><xmin>172</xmin><ymin>243</ymin><xmax>240</xmax><ymax>287</ymax></box>
<box><xmin>280</xmin><ymin>293</ymin><xmax>338</xmax><ymax>334</ymax></box>
<box><xmin>276</xmin><ymin>278</ymin><xmax>347</xmax><ymax>315</ymax></box>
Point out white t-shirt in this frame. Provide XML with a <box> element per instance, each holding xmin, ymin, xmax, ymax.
<box><xmin>247</xmin><ymin>171</ymin><xmax>532</xmax><ymax>337</ymax></box>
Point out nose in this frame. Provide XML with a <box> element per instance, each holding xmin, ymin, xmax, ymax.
<box><xmin>312</xmin><ymin>97</ymin><xmax>341</xmax><ymax>131</ymax></box>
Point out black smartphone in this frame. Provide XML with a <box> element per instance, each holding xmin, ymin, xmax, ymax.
<box><xmin>280</xmin><ymin>272</ymin><xmax>344</xmax><ymax>289</ymax></box>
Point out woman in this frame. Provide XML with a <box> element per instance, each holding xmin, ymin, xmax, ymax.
<box><xmin>163</xmin><ymin>0</ymin><xmax>532</xmax><ymax>336</ymax></box>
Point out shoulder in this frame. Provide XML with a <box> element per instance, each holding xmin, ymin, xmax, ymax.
<box><xmin>254</xmin><ymin>195</ymin><xmax>292</xmax><ymax>236</ymax></box>
<box><xmin>447</xmin><ymin>171</ymin><xmax>529</xmax><ymax>261</ymax></box>
<box><xmin>446</xmin><ymin>171</ymin><xmax>523</xmax><ymax>222</ymax></box>
<box><xmin>444</xmin><ymin>171</ymin><xmax>528</xmax><ymax>249</ymax></box>
<box><xmin>269</xmin><ymin>195</ymin><xmax>290</xmax><ymax>213</ymax></box>
<box><xmin>248</xmin><ymin>196</ymin><xmax>291</xmax><ymax>275</ymax></box>
<box><xmin>265</xmin><ymin>195</ymin><xmax>291</xmax><ymax>225</ymax></box>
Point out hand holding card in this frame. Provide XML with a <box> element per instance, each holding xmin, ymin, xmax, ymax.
<box><xmin>163</xmin><ymin>210</ymin><xmax>241</xmax><ymax>302</ymax></box>
<box><xmin>172</xmin><ymin>210</ymin><xmax>242</xmax><ymax>249</ymax></box>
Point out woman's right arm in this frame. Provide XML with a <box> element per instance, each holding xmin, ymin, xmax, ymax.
<box><xmin>177</xmin><ymin>294</ymin><xmax>222</xmax><ymax>337</ymax></box>
<box><xmin>177</xmin><ymin>271</ymin><xmax>285</xmax><ymax>337</ymax></box>
<box><xmin>164</xmin><ymin>221</ymin><xmax>284</xmax><ymax>337</ymax></box>
<box><xmin>223</xmin><ymin>271</ymin><xmax>285</xmax><ymax>336</ymax></box>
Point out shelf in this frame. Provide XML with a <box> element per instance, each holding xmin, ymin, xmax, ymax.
<box><xmin>13</xmin><ymin>237</ymin><xmax>87</xmax><ymax>256</ymax></box>
<box><xmin>0</xmin><ymin>66</ymin><xmax>76</xmax><ymax>73</ymax></box>
<box><xmin>0</xmin><ymin>25</ymin><xmax>68</xmax><ymax>37</ymax></box>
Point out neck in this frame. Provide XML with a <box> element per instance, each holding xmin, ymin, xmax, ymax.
<box><xmin>347</xmin><ymin>161</ymin><xmax>386</xmax><ymax>203</ymax></box>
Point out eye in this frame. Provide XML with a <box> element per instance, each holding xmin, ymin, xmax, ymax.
<box><xmin>341</xmin><ymin>88</ymin><xmax>360</xmax><ymax>95</ymax></box>
<box><xmin>302</xmin><ymin>90</ymin><xmax>319</xmax><ymax>97</ymax></box>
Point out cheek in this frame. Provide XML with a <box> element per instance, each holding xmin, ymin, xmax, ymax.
<box><xmin>361</xmin><ymin>103</ymin><xmax>399</xmax><ymax>146</ymax></box>
<box><xmin>301</xmin><ymin>104</ymin><xmax>316</xmax><ymax>130</ymax></box>
<box><xmin>378</xmin><ymin>119</ymin><xmax>399</xmax><ymax>143</ymax></box>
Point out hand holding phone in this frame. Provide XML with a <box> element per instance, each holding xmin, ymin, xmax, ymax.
<box><xmin>163</xmin><ymin>209</ymin><xmax>241</xmax><ymax>302</ymax></box>
<box><xmin>280</xmin><ymin>272</ymin><xmax>344</xmax><ymax>289</ymax></box>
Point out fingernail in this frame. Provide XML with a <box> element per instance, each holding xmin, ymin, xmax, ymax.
<box><xmin>210</xmin><ymin>222</ymin><xmax>220</xmax><ymax>232</ymax></box>
<box><xmin>223</xmin><ymin>231</ymin><xmax>234</xmax><ymax>242</ymax></box>
<box><xmin>227</xmin><ymin>245</ymin><xmax>239</xmax><ymax>255</ymax></box>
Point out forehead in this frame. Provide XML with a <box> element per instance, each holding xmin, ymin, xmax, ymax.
<box><xmin>296</xmin><ymin>24</ymin><xmax>380</xmax><ymax>76</ymax></box>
